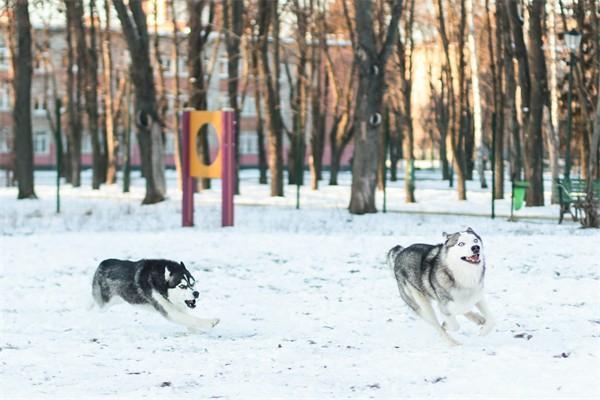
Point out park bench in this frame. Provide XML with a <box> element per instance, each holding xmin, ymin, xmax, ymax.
<box><xmin>554</xmin><ymin>178</ymin><xmax>600</xmax><ymax>224</ymax></box>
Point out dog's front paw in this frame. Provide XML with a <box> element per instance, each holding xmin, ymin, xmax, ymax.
<box><xmin>479</xmin><ymin>320</ymin><xmax>495</xmax><ymax>336</ymax></box>
<box><xmin>442</xmin><ymin>319</ymin><xmax>459</xmax><ymax>332</ymax></box>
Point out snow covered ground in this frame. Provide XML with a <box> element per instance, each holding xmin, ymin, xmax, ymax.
<box><xmin>1</xmin><ymin>169</ymin><xmax>599</xmax><ymax>399</ymax></box>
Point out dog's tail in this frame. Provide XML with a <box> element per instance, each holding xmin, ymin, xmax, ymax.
<box><xmin>387</xmin><ymin>245</ymin><xmax>403</xmax><ymax>271</ymax></box>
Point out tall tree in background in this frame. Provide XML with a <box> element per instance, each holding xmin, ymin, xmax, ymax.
<box><xmin>12</xmin><ymin>0</ymin><xmax>35</xmax><ymax>198</ymax></box>
<box><xmin>102</xmin><ymin>0</ymin><xmax>117</xmax><ymax>184</ymax></box>
<box><xmin>78</xmin><ymin>0</ymin><xmax>102</xmax><ymax>189</ymax></box>
<box><xmin>525</xmin><ymin>0</ymin><xmax>546</xmax><ymax>206</ymax></box>
<box><xmin>327</xmin><ymin>0</ymin><xmax>355</xmax><ymax>186</ymax></box>
<box><xmin>257</xmin><ymin>0</ymin><xmax>285</xmax><ymax>196</ymax></box>
<box><xmin>223</xmin><ymin>0</ymin><xmax>244</xmax><ymax>194</ymax></box>
<box><xmin>466</xmin><ymin>0</ymin><xmax>487</xmax><ymax>189</ymax></box>
<box><xmin>489</xmin><ymin>0</ymin><xmax>504</xmax><ymax>199</ymax></box>
<box><xmin>499</xmin><ymin>0</ymin><xmax>522</xmax><ymax>182</ymax></box>
<box><xmin>169</xmin><ymin>0</ymin><xmax>183</xmax><ymax>189</ymax></box>
<box><xmin>248</xmin><ymin>19</ymin><xmax>268</xmax><ymax>184</ymax></box>
<box><xmin>286</xmin><ymin>0</ymin><xmax>309</xmax><ymax>186</ymax></box>
<box><xmin>64</xmin><ymin>0</ymin><xmax>83</xmax><ymax>186</ymax></box>
<box><xmin>113</xmin><ymin>0</ymin><xmax>166</xmax><ymax>204</ymax></box>
<box><xmin>348</xmin><ymin>0</ymin><xmax>403</xmax><ymax>214</ymax></box>
<box><xmin>397</xmin><ymin>0</ymin><xmax>415</xmax><ymax>203</ymax></box>
<box><xmin>436</xmin><ymin>0</ymin><xmax>468</xmax><ymax>200</ymax></box>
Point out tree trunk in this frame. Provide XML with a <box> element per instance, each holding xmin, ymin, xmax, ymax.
<box><xmin>257</xmin><ymin>0</ymin><xmax>284</xmax><ymax>196</ymax></box>
<box><xmin>499</xmin><ymin>0</ymin><xmax>522</xmax><ymax>181</ymax></box>
<box><xmin>103</xmin><ymin>0</ymin><xmax>117</xmax><ymax>184</ymax></box>
<box><xmin>223</xmin><ymin>0</ymin><xmax>244</xmax><ymax>194</ymax></box>
<box><xmin>398</xmin><ymin>0</ymin><xmax>415</xmax><ymax>203</ymax></box>
<box><xmin>169</xmin><ymin>0</ymin><xmax>182</xmax><ymax>190</ymax></box>
<box><xmin>64</xmin><ymin>0</ymin><xmax>83</xmax><ymax>187</ymax></box>
<box><xmin>490</xmin><ymin>0</ymin><xmax>504</xmax><ymax>199</ymax></box>
<box><xmin>349</xmin><ymin>0</ymin><xmax>403</xmax><ymax>214</ymax></box>
<box><xmin>249</xmin><ymin>33</ymin><xmax>268</xmax><ymax>184</ymax></box>
<box><xmin>547</xmin><ymin>0</ymin><xmax>560</xmax><ymax>202</ymax></box>
<box><xmin>13</xmin><ymin>0</ymin><xmax>36</xmax><ymax>199</ymax></box>
<box><xmin>524</xmin><ymin>0</ymin><xmax>545</xmax><ymax>206</ymax></box>
<box><xmin>436</xmin><ymin>0</ymin><xmax>466</xmax><ymax>200</ymax></box>
<box><xmin>113</xmin><ymin>0</ymin><xmax>166</xmax><ymax>204</ymax></box>
<box><xmin>466</xmin><ymin>0</ymin><xmax>487</xmax><ymax>189</ymax></box>
<box><xmin>76</xmin><ymin>0</ymin><xmax>102</xmax><ymax>190</ymax></box>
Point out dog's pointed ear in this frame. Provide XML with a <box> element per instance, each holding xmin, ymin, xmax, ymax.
<box><xmin>164</xmin><ymin>267</ymin><xmax>178</xmax><ymax>288</ymax></box>
<box><xmin>444</xmin><ymin>232</ymin><xmax>460</xmax><ymax>247</ymax></box>
<box><xmin>443</xmin><ymin>232</ymin><xmax>449</xmax><ymax>239</ymax></box>
<box><xmin>466</xmin><ymin>227</ymin><xmax>474</xmax><ymax>233</ymax></box>
<box><xmin>180</xmin><ymin>261</ymin><xmax>186</xmax><ymax>269</ymax></box>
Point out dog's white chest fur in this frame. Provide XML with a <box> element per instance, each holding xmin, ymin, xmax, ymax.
<box><xmin>445</xmin><ymin>259</ymin><xmax>484</xmax><ymax>314</ymax></box>
<box><xmin>447</xmin><ymin>257</ymin><xmax>484</xmax><ymax>288</ymax></box>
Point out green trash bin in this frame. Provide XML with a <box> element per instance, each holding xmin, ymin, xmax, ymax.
<box><xmin>512</xmin><ymin>180</ymin><xmax>529</xmax><ymax>211</ymax></box>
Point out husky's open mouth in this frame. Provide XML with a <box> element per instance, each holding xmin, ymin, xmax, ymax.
<box><xmin>461</xmin><ymin>254</ymin><xmax>481</xmax><ymax>264</ymax></box>
<box><xmin>184</xmin><ymin>299</ymin><xmax>196</xmax><ymax>309</ymax></box>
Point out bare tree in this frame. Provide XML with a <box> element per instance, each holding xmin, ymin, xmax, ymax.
<box><xmin>113</xmin><ymin>0</ymin><xmax>166</xmax><ymax>204</ymax></box>
<box><xmin>64</xmin><ymin>0</ymin><xmax>83</xmax><ymax>186</ymax></box>
<box><xmin>489</xmin><ymin>0</ymin><xmax>504</xmax><ymax>199</ymax></box>
<box><xmin>436</xmin><ymin>0</ymin><xmax>468</xmax><ymax>200</ymax></box>
<box><xmin>169</xmin><ymin>0</ymin><xmax>182</xmax><ymax>189</ymax></box>
<box><xmin>498</xmin><ymin>0</ymin><xmax>522</xmax><ymax>182</ymax></box>
<box><xmin>80</xmin><ymin>0</ymin><xmax>102</xmax><ymax>189</ymax></box>
<box><xmin>248</xmin><ymin>21</ymin><xmax>268</xmax><ymax>184</ymax></box>
<box><xmin>12</xmin><ymin>0</ymin><xmax>36</xmax><ymax>198</ymax></box>
<box><xmin>102</xmin><ymin>0</ymin><xmax>117</xmax><ymax>184</ymax></box>
<box><xmin>348</xmin><ymin>0</ymin><xmax>403</xmax><ymax>214</ymax></box>
<box><xmin>326</xmin><ymin>0</ymin><xmax>356</xmax><ymax>186</ymax></box>
<box><xmin>257</xmin><ymin>0</ymin><xmax>285</xmax><ymax>196</ymax></box>
<box><xmin>396</xmin><ymin>0</ymin><xmax>416</xmax><ymax>203</ymax></box>
<box><xmin>284</xmin><ymin>0</ymin><xmax>309</xmax><ymax>187</ymax></box>
<box><xmin>223</xmin><ymin>0</ymin><xmax>244</xmax><ymax>194</ymax></box>
<box><xmin>466</xmin><ymin>0</ymin><xmax>487</xmax><ymax>189</ymax></box>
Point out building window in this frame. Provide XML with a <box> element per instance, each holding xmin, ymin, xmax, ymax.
<box><xmin>0</xmin><ymin>47</ymin><xmax>9</xmax><ymax>71</ymax></box>
<box><xmin>218</xmin><ymin>57</ymin><xmax>228</xmax><ymax>78</ymax></box>
<box><xmin>0</xmin><ymin>84</ymin><xmax>9</xmax><ymax>111</ymax></box>
<box><xmin>241</xmin><ymin>96</ymin><xmax>256</xmax><ymax>117</ymax></box>
<box><xmin>33</xmin><ymin>96</ymin><xmax>47</xmax><ymax>115</ymax></box>
<box><xmin>0</xmin><ymin>128</ymin><xmax>10</xmax><ymax>153</ymax></box>
<box><xmin>239</xmin><ymin>131</ymin><xmax>258</xmax><ymax>155</ymax></box>
<box><xmin>81</xmin><ymin>134</ymin><xmax>92</xmax><ymax>154</ymax></box>
<box><xmin>34</xmin><ymin>130</ymin><xmax>50</xmax><ymax>154</ymax></box>
<box><xmin>165</xmin><ymin>131</ymin><xmax>174</xmax><ymax>155</ymax></box>
<box><xmin>160</xmin><ymin>56</ymin><xmax>173</xmax><ymax>76</ymax></box>
<box><xmin>178</xmin><ymin>55</ymin><xmax>188</xmax><ymax>76</ymax></box>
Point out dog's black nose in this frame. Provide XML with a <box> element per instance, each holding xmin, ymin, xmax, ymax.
<box><xmin>471</xmin><ymin>245</ymin><xmax>480</xmax><ymax>253</ymax></box>
<box><xmin>193</xmin><ymin>291</ymin><xmax>199</xmax><ymax>298</ymax></box>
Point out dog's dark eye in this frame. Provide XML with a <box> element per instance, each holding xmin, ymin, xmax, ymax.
<box><xmin>178</xmin><ymin>284</ymin><xmax>186</xmax><ymax>289</ymax></box>
<box><xmin>473</xmin><ymin>239</ymin><xmax>478</xmax><ymax>243</ymax></box>
<box><xmin>458</xmin><ymin>242</ymin><xmax>465</xmax><ymax>247</ymax></box>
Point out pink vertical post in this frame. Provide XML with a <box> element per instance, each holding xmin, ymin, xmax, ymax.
<box><xmin>221</xmin><ymin>110</ymin><xmax>235</xmax><ymax>227</ymax></box>
<box><xmin>182</xmin><ymin>111</ymin><xmax>194</xmax><ymax>227</ymax></box>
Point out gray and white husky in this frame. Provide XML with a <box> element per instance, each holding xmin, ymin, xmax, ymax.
<box><xmin>387</xmin><ymin>228</ymin><xmax>495</xmax><ymax>345</ymax></box>
<box><xmin>92</xmin><ymin>259</ymin><xmax>219</xmax><ymax>332</ymax></box>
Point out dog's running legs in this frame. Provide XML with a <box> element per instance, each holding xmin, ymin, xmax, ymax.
<box><xmin>407</xmin><ymin>286</ymin><xmax>461</xmax><ymax>346</ymax></box>
<box><xmin>475</xmin><ymin>296</ymin><xmax>495</xmax><ymax>336</ymax></box>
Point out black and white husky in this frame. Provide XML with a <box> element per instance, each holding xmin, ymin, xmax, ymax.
<box><xmin>92</xmin><ymin>259</ymin><xmax>219</xmax><ymax>331</ymax></box>
<box><xmin>388</xmin><ymin>228</ymin><xmax>495</xmax><ymax>346</ymax></box>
